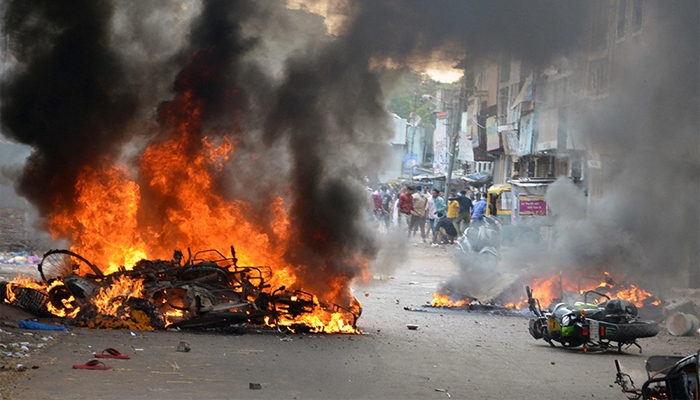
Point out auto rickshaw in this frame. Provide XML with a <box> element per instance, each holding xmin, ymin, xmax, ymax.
<box><xmin>485</xmin><ymin>184</ymin><xmax>512</xmax><ymax>222</ymax></box>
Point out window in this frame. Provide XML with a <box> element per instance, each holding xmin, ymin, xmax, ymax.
<box><xmin>536</xmin><ymin>80</ymin><xmax>549</xmax><ymax>107</ymax></box>
<box><xmin>617</xmin><ymin>0</ymin><xmax>628</xmax><ymax>39</ymax></box>
<box><xmin>498</xmin><ymin>86</ymin><xmax>509</xmax><ymax>122</ymax></box>
<box><xmin>591</xmin><ymin>3</ymin><xmax>609</xmax><ymax>51</ymax></box>
<box><xmin>588</xmin><ymin>58</ymin><xmax>609</xmax><ymax>97</ymax></box>
<box><xmin>552</xmin><ymin>79</ymin><xmax>568</xmax><ymax>105</ymax></box>
<box><xmin>557</xmin><ymin>107</ymin><xmax>568</xmax><ymax>150</ymax></box>
<box><xmin>500</xmin><ymin>59</ymin><xmax>511</xmax><ymax>83</ymax></box>
<box><xmin>632</xmin><ymin>0</ymin><xmax>644</xmax><ymax>32</ymax></box>
<box><xmin>499</xmin><ymin>191</ymin><xmax>513</xmax><ymax>212</ymax></box>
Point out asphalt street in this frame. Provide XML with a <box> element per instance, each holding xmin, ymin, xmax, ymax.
<box><xmin>2</xmin><ymin>237</ymin><xmax>699</xmax><ymax>400</ymax></box>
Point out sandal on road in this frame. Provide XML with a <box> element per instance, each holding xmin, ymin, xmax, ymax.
<box><xmin>94</xmin><ymin>348</ymin><xmax>131</xmax><ymax>359</ymax></box>
<box><xmin>72</xmin><ymin>360</ymin><xmax>112</xmax><ymax>370</ymax></box>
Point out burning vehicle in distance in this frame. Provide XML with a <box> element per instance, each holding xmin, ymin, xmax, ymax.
<box><xmin>527</xmin><ymin>286</ymin><xmax>659</xmax><ymax>353</ymax></box>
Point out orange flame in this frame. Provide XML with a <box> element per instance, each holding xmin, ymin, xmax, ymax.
<box><xmin>505</xmin><ymin>271</ymin><xmax>660</xmax><ymax>310</ymax></box>
<box><xmin>431</xmin><ymin>292</ymin><xmax>470</xmax><ymax>308</ymax></box>
<box><xmin>39</xmin><ymin>48</ymin><xmax>361</xmax><ymax>333</ymax></box>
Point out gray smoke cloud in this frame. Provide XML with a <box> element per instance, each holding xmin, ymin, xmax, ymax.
<box><xmin>555</xmin><ymin>3</ymin><xmax>700</xmax><ymax>293</ymax></box>
<box><xmin>1</xmin><ymin>0</ymin><xmax>696</xmax><ymax>305</ymax></box>
<box><xmin>425</xmin><ymin>2</ymin><xmax>698</xmax><ymax>301</ymax></box>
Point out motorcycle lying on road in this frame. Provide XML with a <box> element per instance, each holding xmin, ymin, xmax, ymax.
<box><xmin>456</xmin><ymin>215</ymin><xmax>501</xmax><ymax>269</ymax></box>
<box><xmin>526</xmin><ymin>286</ymin><xmax>659</xmax><ymax>353</ymax></box>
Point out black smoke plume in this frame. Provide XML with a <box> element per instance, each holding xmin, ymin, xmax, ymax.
<box><xmin>1</xmin><ymin>0</ymin><xmax>138</xmax><ymax>218</ymax></box>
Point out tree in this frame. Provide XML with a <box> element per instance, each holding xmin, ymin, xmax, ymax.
<box><xmin>384</xmin><ymin>70</ymin><xmax>438</xmax><ymax>130</ymax></box>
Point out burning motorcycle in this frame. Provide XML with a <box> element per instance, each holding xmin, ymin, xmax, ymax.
<box><xmin>1</xmin><ymin>246</ymin><xmax>361</xmax><ymax>333</ymax></box>
<box><xmin>526</xmin><ymin>286</ymin><xmax>659</xmax><ymax>353</ymax></box>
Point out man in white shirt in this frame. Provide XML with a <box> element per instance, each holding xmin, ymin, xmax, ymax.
<box><xmin>425</xmin><ymin>191</ymin><xmax>437</xmax><ymax>238</ymax></box>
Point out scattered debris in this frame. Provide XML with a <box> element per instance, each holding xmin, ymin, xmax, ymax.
<box><xmin>249</xmin><ymin>382</ymin><xmax>262</xmax><ymax>390</ymax></box>
<box><xmin>72</xmin><ymin>360</ymin><xmax>112</xmax><ymax>370</ymax></box>
<box><xmin>18</xmin><ymin>320</ymin><xmax>68</xmax><ymax>331</ymax></box>
<box><xmin>2</xmin><ymin>246</ymin><xmax>361</xmax><ymax>333</ymax></box>
<box><xmin>666</xmin><ymin>313</ymin><xmax>699</xmax><ymax>336</ymax></box>
<box><xmin>435</xmin><ymin>388</ymin><xmax>451</xmax><ymax>397</ymax></box>
<box><xmin>94</xmin><ymin>348</ymin><xmax>131</xmax><ymax>359</ymax></box>
<box><xmin>176</xmin><ymin>341</ymin><xmax>191</xmax><ymax>352</ymax></box>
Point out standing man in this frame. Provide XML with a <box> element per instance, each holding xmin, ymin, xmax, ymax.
<box><xmin>451</xmin><ymin>190</ymin><xmax>473</xmax><ymax>235</ymax></box>
<box><xmin>425</xmin><ymin>189</ymin><xmax>438</xmax><ymax>238</ymax></box>
<box><xmin>372</xmin><ymin>188</ymin><xmax>383</xmax><ymax>221</ymax></box>
<box><xmin>398</xmin><ymin>185</ymin><xmax>413</xmax><ymax>230</ymax></box>
<box><xmin>471</xmin><ymin>192</ymin><xmax>488</xmax><ymax>228</ymax></box>
<box><xmin>409</xmin><ymin>186</ymin><xmax>428</xmax><ymax>242</ymax></box>
<box><xmin>447</xmin><ymin>189</ymin><xmax>459</xmax><ymax>224</ymax></box>
<box><xmin>432</xmin><ymin>189</ymin><xmax>447</xmax><ymax>220</ymax></box>
<box><xmin>380</xmin><ymin>186</ymin><xmax>392</xmax><ymax>229</ymax></box>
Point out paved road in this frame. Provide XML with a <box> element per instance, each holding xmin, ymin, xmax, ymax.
<box><xmin>2</xmin><ymin>238</ymin><xmax>699</xmax><ymax>399</ymax></box>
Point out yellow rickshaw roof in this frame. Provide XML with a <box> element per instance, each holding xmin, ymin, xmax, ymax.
<box><xmin>488</xmin><ymin>184</ymin><xmax>511</xmax><ymax>194</ymax></box>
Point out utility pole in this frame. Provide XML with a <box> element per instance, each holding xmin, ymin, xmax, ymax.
<box><xmin>444</xmin><ymin>81</ymin><xmax>466</xmax><ymax>197</ymax></box>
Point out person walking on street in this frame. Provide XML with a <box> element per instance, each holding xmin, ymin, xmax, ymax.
<box><xmin>471</xmin><ymin>192</ymin><xmax>488</xmax><ymax>228</ymax></box>
<box><xmin>398</xmin><ymin>185</ymin><xmax>413</xmax><ymax>229</ymax></box>
<box><xmin>409</xmin><ymin>186</ymin><xmax>428</xmax><ymax>242</ymax></box>
<box><xmin>450</xmin><ymin>190</ymin><xmax>473</xmax><ymax>235</ymax></box>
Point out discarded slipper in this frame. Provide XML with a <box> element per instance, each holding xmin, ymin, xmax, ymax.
<box><xmin>72</xmin><ymin>360</ymin><xmax>112</xmax><ymax>370</ymax></box>
<box><xmin>94</xmin><ymin>348</ymin><xmax>131</xmax><ymax>360</ymax></box>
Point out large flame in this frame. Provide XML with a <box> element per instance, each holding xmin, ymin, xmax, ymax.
<box><xmin>36</xmin><ymin>49</ymin><xmax>361</xmax><ymax>333</ymax></box>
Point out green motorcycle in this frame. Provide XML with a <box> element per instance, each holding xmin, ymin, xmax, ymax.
<box><xmin>526</xmin><ymin>286</ymin><xmax>659</xmax><ymax>353</ymax></box>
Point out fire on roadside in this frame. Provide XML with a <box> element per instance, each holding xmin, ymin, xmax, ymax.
<box><xmin>504</xmin><ymin>271</ymin><xmax>661</xmax><ymax>310</ymax></box>
<box><xmin>431</xmin><ymin>292</ymin><xmax>470</xmax><ymax>308</ymax></box>
<box><xmin>1</xmin><ymin>49</ymin><xmax>363</xmax><ymax>334</ymax></box>
<box><xmin>430</xmin><ymin>270</ymin><xmax>661</xmax><ymax>311</ymax></box>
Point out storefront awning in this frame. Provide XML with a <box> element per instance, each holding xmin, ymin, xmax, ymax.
<box><xmin>461</xmin><ymin>170</ymin><xmax>492</xmax><ymax>184</ymax></box>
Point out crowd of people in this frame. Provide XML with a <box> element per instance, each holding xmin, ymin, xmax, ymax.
<box><xmin>370</xmin><ymin>184</ymin><xmax>489</xmax><ymax>245</ymax></box>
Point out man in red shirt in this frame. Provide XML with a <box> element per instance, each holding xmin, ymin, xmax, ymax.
<box><xmin>398</xmin><ymin>185</ymin><xmax>414</xmax><ymax>229</ymax></box>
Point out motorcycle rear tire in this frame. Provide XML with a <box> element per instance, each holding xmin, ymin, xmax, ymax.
<box><xmin>606</xmin><ymin>321</ymin><xmax>659</xmax><ymax>342</ymax></box>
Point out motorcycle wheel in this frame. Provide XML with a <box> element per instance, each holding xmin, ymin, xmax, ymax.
<box><xmin>606</xmin><ymin>321</ymin><xmax>660</xmax><ymax>342</ymax></box>
<box><xmin>38</xmin><ymin>250</ymin><xmax>103</xmax><ymax>282</ymax></box>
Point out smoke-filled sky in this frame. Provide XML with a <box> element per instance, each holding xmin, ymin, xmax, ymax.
<box><xmin>0</xmin><ymin>1</ymin><xmax>698</xmax><ymax>292</ymax></box>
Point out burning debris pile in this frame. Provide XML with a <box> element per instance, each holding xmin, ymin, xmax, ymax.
<box><xmin>1</xmin><ymin>247</ymin><xmax>361</xmax><ymax>333</ymax></box>
<box><xmin>430</xmin><ymin>270</ymin><xmax>663</xmax><ymax>318</ymax></box>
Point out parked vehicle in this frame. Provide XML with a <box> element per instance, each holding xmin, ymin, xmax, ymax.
<box><xmin>614</xmin><ymin>349</ymin><xmax>700</xmax><ymax>399</ymax></box>
<box><xmin>456</xmin><ymin>215</ymin><xmax>501</xmax><ymax>268</ymax></box>
<box><xmin>527</xmin><ymin>286</ymin><xmax>659</xmax><ymax>353</ymax></box>
<box><xmin>485</xmin><ymin>184</ymin><xmax>512</xmax><ymax>221</ymax></box>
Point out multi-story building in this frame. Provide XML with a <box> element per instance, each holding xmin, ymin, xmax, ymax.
<box><xmin>459</xmin><ymin>0</ymin><xmax>665</xmax><ymax>198</ymax></box>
